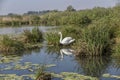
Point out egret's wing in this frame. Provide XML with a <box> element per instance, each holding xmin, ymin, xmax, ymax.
<box><xmin>61</xmin><ymin>37</ymin><xmax>72</xmax><ymax>43</ymax></box>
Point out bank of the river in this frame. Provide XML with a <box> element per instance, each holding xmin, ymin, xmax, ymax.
<box><xmin>0</xmin><ymin>27</ymin><xmax>43</xmax><ymax>53</ymax></box>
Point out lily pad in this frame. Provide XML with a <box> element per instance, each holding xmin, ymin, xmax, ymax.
<box><xmin>52</xmin><ymin>72</ymin><xmax>98</xmax><ymax>80</ymax></box>
<box><xmin>102</xmin><ymin>73</ymin><xmax>120</xmax><ymax>79</ymax></box>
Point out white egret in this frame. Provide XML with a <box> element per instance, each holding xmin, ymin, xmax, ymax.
<box><xmin>58</xmin><ymin>32</ymin><xmax>75</xmax><ymax>45</ymax></box>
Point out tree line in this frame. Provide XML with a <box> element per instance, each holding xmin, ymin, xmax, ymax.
<box><xmin>0</xmin><ymin>5</ymin><xmax>120</xmax><ymax>26</ymax></box>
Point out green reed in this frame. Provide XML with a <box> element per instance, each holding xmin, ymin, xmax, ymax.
<box><xmin>23</xmin><ymin>27</ymin><xmax>43</xmax><ymax>43</ymax></box>
<box><xmin>45</xmin><ymin>32</ymin><xmax>60</xmax><ymax>46</ymax></box>
<box><xmin>0</xmin><ymin>35</ymin><xmax>24</xmax><ymax>52</ymax></box>
<box><xmin>78</xmin><ymin>25</ymin><xmax>112</xmax><ymax>56</ymax></box>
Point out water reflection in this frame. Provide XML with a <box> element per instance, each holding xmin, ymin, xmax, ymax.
<box><xmin>60</xmin><ymin>48</ymin><xmax>75</xmax><ymax>60</ymax></box>
<box><xmin>1</xmin><ymin>47</ymin><xmax>41</xmax><ymax>55</ymax></box>
<box><xmin>45</xmin><ymin>46</ymin><xmax>60</xmax><ymax>55</ymax></box>
<box><xmin>46</xmin><ymin>46</ymin><xmax>76</xmax><ymax>61</ymax></box>
<box><xmin>74</xmin><ymin>56</ymin><xmax>111</xmax><ymax>77</ymax></box>
<box><xmin>112</xmin><ymin>58</ymin><xmax>120</xmax><ymax>70</ymax></box>
<box><xmin>0</xmin><ymin>45</ymin><xmax>120</xmax><ymax>80</ymax></box>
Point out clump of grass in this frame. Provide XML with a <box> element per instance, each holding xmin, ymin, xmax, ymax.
<box><xmin>23</xmin><ymin>27</ymin><xmax>43</xmax><ymax>43</ymax></box>
<box><xmin>61</xmin><ymin>26</ymin><xmax>81</xmax><ymax>39</ymax></box>
<box><xmin>75</xmin><ymin>24</ymin><xmax>112</xmax><ymax>56</ymax></box>
<box><xmin>45</xmin><ymin>32</ymin><xmax>59</xmax><ymax>46</ymax></box>
<box><xmin>35</xmin><ymin>65</ymin><xmax>51</xmax><ymax>80</ymax></box>
<box><xmin>112</xmin><ymin>43</ymin><xmax>120</xmax><ymax>58</ymax></box>
<box><xmin>0</xmin><ymin>35</ymin><xmax>24</xmax><ymax>53</ymax></box>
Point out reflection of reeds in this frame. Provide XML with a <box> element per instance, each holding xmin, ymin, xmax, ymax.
<box><xmin>75</xmin><ymin>56</ymin><xmax>111</xmax><ymax>77</ymax></box>
<box><xmin>46</xmin><ymin>47</ymin><xmax>60</xmax><ymax>54</ymax></box>
<box><xmin>112</xmin><ymin>58</ymin><xmax>120</xmax><ymax>70</ymax></box>
<box><xmin>45</xmin><ymin>46</ymin><xmax>61</xmax><ymax>61</ymax></box>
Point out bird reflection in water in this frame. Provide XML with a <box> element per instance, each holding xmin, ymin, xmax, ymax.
<box><xmin>60</xmin><ymin>48</ymin><xmax>75</xmax><ymax>60</ymax></box>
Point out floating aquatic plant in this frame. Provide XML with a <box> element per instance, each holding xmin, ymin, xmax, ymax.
<box><xmin>103</xmin><ymin>73</ymin><xmax>120</xmax><ymax>79</ymax></box>
<box><xmin>51</xmin><ymin>72</ymin><xmax>98</xmax><ymax>80</ymax></box>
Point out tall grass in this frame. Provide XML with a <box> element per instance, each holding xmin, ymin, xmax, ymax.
<box><xmin>77</xmin><ymin>25</ymin><xmax>112</xmax><ymax>56</ymax></box>
<box><xmin>112</xmin><ymin>43</ymin><xmax>120</xmax><ymax>58</ymax></box>
<box><xmin>61</xmin><ymin>26</ymin><xmax>81</xmax><ymax>39</ymax></box>
<box><xmin>0</xmin><ymin>35</ymin><xmax>24</xmax><ymax>52</ymax></box>
<box><xmin>45</xmin><ymin>32</ymin><xmax>59</xmax><ymax>46</ymax></box>
<box><xmin>23</xmin><ymin>27</ymin><xmax>43</xmax><ymax>43</ymax></box>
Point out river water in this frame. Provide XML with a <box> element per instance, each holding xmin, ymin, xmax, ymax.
<box><xmin>0</xmin><ymin>26</ymin><xmax>119</xmax><ymax>80</ymax></box>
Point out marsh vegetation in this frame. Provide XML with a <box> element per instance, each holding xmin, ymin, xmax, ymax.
<box><xmin>45</xmin><ymin>6</ymin><xmax>120</xmax><ymax>57</ymax></box>
<box><xmin>0</xmin><ymin>27</ymin><xmax>43</xmax><ymax>53</ymax></box>
<box><xmin>0</xmin><ymin>5</ymin><xmax>120</xmax><ymax>80</ymax></box>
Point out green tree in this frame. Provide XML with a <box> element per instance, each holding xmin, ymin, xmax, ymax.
<box><xmin>66</xmin><ymin>5</ymin><xmax>76</xmax><ymax>11</ymax></box>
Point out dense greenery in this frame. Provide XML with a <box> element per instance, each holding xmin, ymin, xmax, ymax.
<box><xmin>45</xmin><ymin>32</ymin><xmax>60</xmax><ymax>46</ymax></box>
<box><xmin>0</xmin><ymin>35</ymin><xmax>24</xmax><ymax>53</ymax></box>
<box><xmin>0</xmin><ymin>6</ymin><xmax>119</xmax><ymax>26</ymax></box>
<box><xmin>77</xmin><ymin>25</ymin><xmax>112</xmax><ymax>56</ymax></box>
<box><xmin>45</xmin><ymin>6</ymin><xmax>120</xmax><ymax>56</ymax></box>
<box><xmin>0</xmin><ymin>27</ymin><xmax>43</xmax><ymax>53</ymax></box>
<box><xmin>23</xmin><ymin>27</ymin><xmax>43</xmax><ymax>43</ymax></box>
<box><xmin>0</xmin><ymin>5</ymin><xmax>120</xmax><ymax>56</ymax></box>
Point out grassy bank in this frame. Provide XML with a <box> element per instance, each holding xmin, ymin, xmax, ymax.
<box><xmin>0</xmin><ymin>27</ymin><xmax>43</xmax><ymax>53</ymax></box>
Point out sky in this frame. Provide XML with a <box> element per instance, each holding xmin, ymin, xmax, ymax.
<box><xmin>0</xmin><ymin>0</ymin><xmax>118</xmax><ymax>15</ymax></box>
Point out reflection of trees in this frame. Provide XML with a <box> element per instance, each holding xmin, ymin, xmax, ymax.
<box><xmin>74</xmin><ymin>56</ymin><xmax>111</xmax><ymax>77</ymax></box>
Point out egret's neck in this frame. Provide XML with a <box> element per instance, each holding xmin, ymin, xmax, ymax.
<box><xmin>59</xmin><ymin>33</ymin><xmax>62</xmax><ymax>43</ymax></box>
